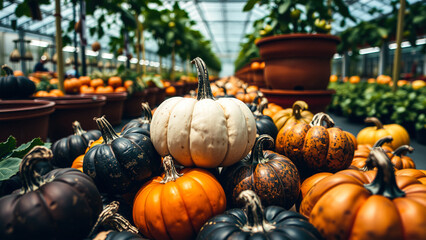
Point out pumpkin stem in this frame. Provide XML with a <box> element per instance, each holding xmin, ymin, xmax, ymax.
<box><xmin>160</xmin><ymin>155</ymin><xmax>183</xmax><ymax>184</ymax></box>
<box><xmin>249</xmin><ymin>135</ymin><xmax>274</xmax><ymax>164</ymax></box>
<box><xmin>88</xmin><ymin>201</ymin><xmax>139</xmax><ymax>238</ymax></box>
<box><xmin>94</xmin><ymin>116</ymin><xmax>120</xmax><ymax>144</ymax></box>
<box><xmin>140</xmin><ymin>102</ymin><xmax>152</xmax><ymax>123</ymax></box>
<box><xmin>192</xmin><ymin>57</ymin><xmax>214</xmax><ymax>100</ymax></box>
<box><xmin>72</xmin><ymin>121</ymin><xmax>87</xmax><ymax>136</ymax></box>
<box><xmin>253</xmin><ymin>98</ymin><xmax>268</xmax><ymax>117</ymax></box>
<box><xmin>372</xmin><ymin>136</ymin><xmax>393</xmax><ymax>148</ymax></box>
<box><xmin>1</xmin><ymin>64</ymin><xmax>14</xmax><ymax>76</ymax></box>
<box><xmin>364</xmin><ymin>148</ymin><xmax>405</xmax><ymax>199</ymax></box>
<box><xmin>292</xmin><ymin>101</ymin><xmax>308</xmax><ymax>119</ymax></box>
<box><xmin>248</xmin><ymin>92</ymin><xmax>262</xmax><ymax>110</ymax></box>
<box><xmin>309</xmin><ymin>112</ymin><xmax>335</xmax><ymax>128</ymax></box>
<box><xmin>238</xmin><ymin>190</ymin><xmax>275</xmax><ymax>233</ymax></box>
<box><xmin>392</xmin><ymin>145</ymin><xmax>414</xmax><ymax>157</ymax></box>
<box><xmin>365</xmin><ymin>117</ymin><xmax>384</xmax><ymax>130</ymax></box>
<box><xmin>19</xmin><ymin>146</ymin><xmax>53</xmax><ymax>194</ymax></box>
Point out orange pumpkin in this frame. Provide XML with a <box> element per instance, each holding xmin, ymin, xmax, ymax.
<box><xmin>367</xmin><ymin>78</ymin><xmax>376</xmax><ymax>83</ymax></box>
<box><xmin>165</xmin><ymin>86</ymin><xmax>176</xmax><ymax>96</ymax></box>
<box><xmin>50</xmin><ymin>78</ymin><xmax>59</xmax><ymax>85</ymax></box>
<box><xmin>34</xmin><ymin>90</ymin><xmax>50</xmax><ymax>97</ymax></box>
<box><xmin>235</xmin><ymin>85</ymin><xmax>258</xmax><ymax>103</ymax></box>
<box><xmin>124</xmin><ymin>80</ymin><xmax>133</xmax><ymax>89</ymax></box>
<box><xmin>396</xmin><ymin>169</ymin><xmax>426</xmax><ymax>185</ymax></box>
<box><xmin>108</xmin><ymin>76</ymin><xmax>122</xmax><ymax>88</ymax></box>
<box><xmin>330</xmin><ymin>75</ymin><xmax>338</xmax><ymax>82</ymax></box>
<box><xmin>80</xmin><ymin>85</ymin><xmax>95</xmax><ymax>94</ymax></box>
<box><xmin>251</xmin><ymin>62</ymin><xmax>260</xmax><ymax>70</ymax></box>
<box><xmin>133</xmin><ymin>156</ymin><xmax>226</xmax><ymax>240</ymax></box>
<box><xmin>114</xmin><ymin>86</ymin><xmax>127</xmax><ymax>92</ymax></box>
<box><xmin>90</xmin><ymin>78</ymin><xmax>104</xmax><ymax>88</ymax></box>
<box><xmin>95</xmin><ymin>86</ymin><xmax>114</xmax><ymax>93</ymax></box>
<box><xmin>300</xmin><ymin>148</ymin><xmax>426</xmax><ymax>240</ymax></box>
<box><xmin>49</xmin><ymin>89</ymin><xmax>64</xmax><ymax>97</ymax></box>
<box><xmin>357</xmin><ymin>117</ymin><xmax>410</xmax><ymax>149</ymax></box>
<box><xmin>351</xmin><ymin>136</ymin><xmax>394</xmax><ymax>170</ymax></box>
<box><xmin>349</xmin><ymin>75</ymin><xmax>360</xmax><ymax>84</ymax></box>
<box><xmin>71</xmin><ymin>154</ymin><xmax>84</xmax><ymax>172</ymax></box>
<box><xmin>262</xmin><ymin>103</ymin><xmax>283</xmax><ymax>118</ymax></box>
<box><xmin>377</xmin><ymin>75</ymin><xmax>392</xmax><ymax>84</ymax></box>
<box><xmin>64</xmin><ymin>78</ymin><xmax>81</xmax><ymax>93</ymax></box>
<box><xmin>13</xmin><ymin>70</ymin><xmax>24</xmax><ymax>76</ymax></box>
<box><xmin>276</xmin><ymin>113</ymin><xmax>355</xmax><ymax>178</ymax></box>
<box><xmin>79</xmin><ymin>76</ymin><xmax>91</xmax><ymax>86</ymax></box>
<box><xmin>391</xmin><ymin>145</ymin><xmax>416</xmax><ymax>169</ymax></box>
<box><xmin>272</xmin><ymin>100</ymin><xmax>314</xmax><ymax>132</ymax></box>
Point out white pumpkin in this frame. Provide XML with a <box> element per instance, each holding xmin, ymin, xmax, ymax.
<box><xmin>151</xmin><ymin>58</ymin><xmax>256</xmax><ymax>168</ymax></box>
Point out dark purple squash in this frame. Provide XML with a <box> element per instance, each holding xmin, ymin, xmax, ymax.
<box><xmin>220</xmin><ymin>135</ymin><xmax>300</xmax><ymax>209</ymax></box>
<box><xmin>253</xmin><ymin>98</ymin><xmax>278</xmax><ymax>140</ymax></box>
<box><xmin>51</xmin><ymin>121</ymin><xmax>101</xmax><ymax>167</ymax></box>
<box><xmin>83</xmin><ymin>116</ymin><xmax>161</xmax><ymax>195</ymax></box>
<box><xmin>197</xmin><ymin>190</ymin><xmax>322</xmax><ymax>240</ymax></box>
<box><xmin>0</xmin><ymin>146</ymin><xmax>102</xmax><ymax>240</ymax></box>
<box><xmin>0</xmin><ymin>65</ymin><xmax>35</xmax><ymax>99</ymax></box>
<box><xmin>121</xmin><ymin>102</ymin><xmax>152</xmax><ymax>133</ymax></box>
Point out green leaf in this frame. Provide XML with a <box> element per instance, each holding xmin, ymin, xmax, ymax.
<box><xmin>0</xmin><ymin>157</ymin><xmax>21</xmax><ymax>181</ymax></box>
<box><xmin>10</xmin><ymin>138</ymin><xmax>44</xmax><ymax>159</ymax></box>
<box><xmin>243</xmin><ymin>0</ymin><xmax>259</xmax><ymax>12</ymax></box>
<box><xmin>15</xmin><ymin>2</ymin><xmax>31</xmax><ymax>18</ymax></box>
<box><xmin>278</xmin><ymin>1</ymin><xmax>292</xmax><ymax>15</ymax></box>
<box><xmin>0</xmin><ymin>136</ymin><xmax>16</xmax><ymax>160</ymax></box>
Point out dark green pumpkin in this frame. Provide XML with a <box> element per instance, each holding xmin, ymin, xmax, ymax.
<box><xmin>52</xmin><ymin>121</ymin><xmax>101</xmax><ymax>168</ymax></box>
<box><xmin>253</xmin><ymin>99</ymin><xmax>278</xmax><ymax>140</ymax></box>
<box><xmin>83</xmin><ymin>116</ymin><xmax>161</xmax><ymax>194</ymax></box>
<box><xmin>0</xmin><ymin>65</ymin><xmax>35</xmax><ymax>99</ymax></box>
<box><xmin>197</xmin><ymin>190</ymin><xmax>322</xmax><ymax>240</ymax></box>
<box><xmin>0</xmin><ymin>146</ymin><xmax>103</xmax><ymax>240</ymax></box>
<box><xmin>121</xmin><ymin>102</ymin><xmax>152</xmax><ymax>133</ymax></box>
<box><xmin>220</xmin><ymin>135</ymin><xmax>300</xmax><ymax>209</ymax></box>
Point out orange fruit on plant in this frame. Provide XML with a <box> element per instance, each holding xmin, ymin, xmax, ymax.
<box><xmin>259</xmin><ymin>62</ymin><xmax>265</xmax><ymax>69</ymax></box>
<box><xmin>80</xmin><ymin>85</ymin><xmax>95</xmax><ymax>94</ymax></box>
<box><xmin>79</xmin><ymin>76</ymin><xmax>91</xmax><ymax>86</ymax></box>
<box><xmin>367</xmin><ymin>78</ymin><xmax>376</xmax><ymax>83</ymax></box>
<box><xmin>114</xmin><ymin>86</ymin><xmax>127</xmax><ymax>92</ymax></box>
<box><xmin>349</xmin><ymin>76</ymin><xmax>360</xmax><ymax>84</ymax></box>
<box><xmin>90</xmin><ymin>78</ymin><xmax>104</xmax><ymax>88</ymax></box>
<box><xmin>124</xmin><ymin>80</ymin><xmax>133</xmax><ymax>89</ymax></box>
<box><xmin>49</xmin><ymin>89</ymin><xmax>64</xmax><ymax>97</ymax></box>
<box><xmin>330</xmin><ymin>75</ymin><xmax>338</xmax><ymax>82</ymax></box>
<box><xmin>96</xmin><ymin>85</ymin><xmax>114</xmax><ymax>93</ymax></box>
<box><xmin>165</xmin><ymin>86</ymin><xmax>176</xmax><ymax>96</ymax></box>
<box><xmin>34</xmin><ymin>90</ymin><xmax>49</xmax><ymax>97</ymax></box>
<box><xmin>64</xmin><ymin>78</ymin><xmax>81</xmax><ymax>93</ymax></box>
<box><xmin>251</xmin><ymin>62</ymin><xmax>260</xmax><ymax>70</ymax></box>
<box><xmin>108</xmin><ymin>76</ymin><xmax>122</xmax><ymax>88</ymax></box>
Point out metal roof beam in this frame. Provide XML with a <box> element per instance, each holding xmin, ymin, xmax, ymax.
<box><xmin>192</xmin><ymin>0</ymin><xmax>221</xmax><ymax>53</ymax></box>
<box><xmin>221</xmin><ymin>0</ymin><xmax>229</xmax><ymax>53</ymax></box>
<box><xmin>0</xmin><ymin>22</ymin><xmax>53</xmax><ymax>38</ymax></box>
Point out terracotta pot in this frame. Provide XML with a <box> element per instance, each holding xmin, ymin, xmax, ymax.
<box><xmin>0</xmin><ymin>100</ymin><xmax>55</xmax><ymax>144</ymax></box>
<box><xmin>37</xmin><ymin>95</ymin><xmax>106</xmax><ymax>142</ymax></box>
<box><xmin>123</xmin><ymin>90</ymin><xmax>148</xmax><ymax>118</ymax></box>
<box><xmin>252</xmin><ymin>69</ymin><xmax>266</xmax><ymax>88</ymax></box>
<box><xmin>82</xmin><ymin>92</ymin><xmax>127</xmax><ymax>126</ymax></box>
<box><xmin>156</xmin><ymin>87</ymin><xmax>166</xmax><ymax>106</ymax></box>
<box><xmin>260</xmin><ymin>88</ymin><xmax>336</xmax><ymax>114</ymax></box>
<box><xmin>172</xmin><ymin>82</ymin><xmax>185</xmax><ymax>96</ymax></box>
<box><xmin>186</xmin><ymin>81</ymin><xmax>198</xmax><ymax>92</ymax></box>
<box><xmin>256</xmin><ymin>34</ymin><xmax>340</xmax><ymax>90</ymax></box>
<box><xmin>146</xmin><ymin>87</ymin><xmax>158</xmax><ymax>108</ymax></box>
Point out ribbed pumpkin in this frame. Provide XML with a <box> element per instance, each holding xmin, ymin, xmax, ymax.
<box><xmin>220</xmin><ymin>135</ymin><xmax>300</xmax><ymax>209</ymax></box>
<box><xmin>276</xmin><ymin>113</ymin><xmax>355</xmax><ymax>177</ymax></box>
<box><xmin>235</xmin><ymin>84</ymin><xmax>258</xmax><ymax>103</ymax></box>
<box><xmin>253</xmin><ymin>100</ymin><xmax>278</xmax><ymax>140</ymax></box>
<box><xmin>0</xmin><ymin>146</ymin><xmax>103</xmax><ymax>240</ymax></box>
<box><xmin>133</xmin><ymin>156</ymin><xmax>226</xmax><ymax>240</ymax></box>
<box><xmin>263</xmin><ymin>102</ymin><xmax>283</xmax><ymax>118</ymax></box>
<box><xmin>151</xmin><ymin>57</ymin><xmax>256</xmax><ymax>168</ymax></box>
<box><xmin>83</xmin><ymin>116</ymin><xmax>161</xmax><ymax>194</ymax></box>
<box><xmin>396</xmin><ymin>169</ymin><xmax>426</xmax><ymax>185</ymax></box>
<box><xmin>121</xmin><ymin>102</ymin><xmax>152</xmax><ymax>133</ymax></box>
<box><xmin>300</xmin><ymin>148</ymin><xmax>426</xmax><ymax>240</ymax></box>
<box><xmin>272</xmin><ymin>101</ymin><xmax>313</xmax><ymax>132</ymax></box>
<box><xmin>197</xmin><ymin>190</ymin><xmax>322</xmax><ymax>240</ymax></box>
<box><xmin>0</xmin><ymin>65</ymin><xmax>36</xmax><ymax>99</ymax></box>
<box><xmin>391</xmin><ymin>145</ymin><xmax>415</xmax><ymax>169</ymax></box>
<box><xmin>51</xmin><ymin>121</ymin><xmax>101</xmax><ymax>168</ymax></box>
<box><xmin>357</xmin><ymin>117</ymin><xmax>410</xmax><ymax>149</ymax></box>
<box><xmin>351</xmin><ymin>136</ymin><xmax>394</xmax><ymax>170</ymax></box>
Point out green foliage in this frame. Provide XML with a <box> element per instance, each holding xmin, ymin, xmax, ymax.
<box><xmin>328</xmin><ymin>82</ymin><xmax>426</xmax><ymax>131</ymax></box>
<box><xmin>0</xmin><ymin>136</ymin><xmax>50</xmax><ymax>181</ymax></box>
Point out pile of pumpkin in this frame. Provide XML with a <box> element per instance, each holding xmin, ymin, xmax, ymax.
<box><xmin>330</xmin><ymin>74</ymin><xmax>426</xmax><ymax>90</ymax></box>
<box><xmin>1</xmin><ymin>58</ymin><xmax>425</xmax><ymax>240</ymax></box>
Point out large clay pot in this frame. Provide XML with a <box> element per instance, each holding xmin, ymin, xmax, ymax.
<box><xmin>260</xmin><ymin>88</ymin><xmax>336</xmax><ymax>114</ymax></box>
<box><xmin>256</xmin><ymin>34</ymin><xmax>340</xmax><ymax>90</ymax></box>
<box><xmin>123</xmin><ymin>90</ymin><xmax>148</xmax><ymax>118</ymax></box>
<box><xmin>145</xmin><ymin>87</ymin><xmax>158</xmax><ymax>108</ymax></box>
<box><xmin>156</xmin><ymin>87</ymin><xmax>166</xmax><ymax>106</ymax></box>
<box><xmin>0</xmin><ymin>100</ymin><xmax>55</xmax><ymax>144</ymax></box>
<box><xmin>38</xmin><ymin>95</ymin><xmax>106</xmax><ymax>142</ymax></box>
<box><xmin>82</xmin><ymin>92</ymin><xmax>127</xmax><ymax>126</ymax></box>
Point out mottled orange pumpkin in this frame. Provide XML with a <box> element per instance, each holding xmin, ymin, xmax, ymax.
<box><xmin>300</xmin><ymin>148</ymin><xmax>426</xmax><ymax>240</ymax></box>
<box><xmin>276</xmin><ymin>113</ymin><xmax>355</xmax><ymax>178</ymax></box>
<box><xmin>133</xmin><ymin>156</ymin><xmax>226</xmax><ymax>240</ymax></box>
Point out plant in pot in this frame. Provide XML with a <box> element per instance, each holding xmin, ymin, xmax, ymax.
<box><xmin>243</xmin><ymin>0</ymin><xmax>354</xmax><ymax>112</ymax></box>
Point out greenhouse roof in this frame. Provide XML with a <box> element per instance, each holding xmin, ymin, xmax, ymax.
<box><xmin>0</xmin><ymin>0</ymin><xmax>424</xmax><ymax>76</ymax></box>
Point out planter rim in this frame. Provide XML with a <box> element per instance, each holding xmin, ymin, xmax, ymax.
<box><xmin>0</xmin><ymin>99</ymin><xmax>55</xmax><ymax>114</ymax></box>
<box><xmin>81</xmin><ymin>92</ymin><xmax>128</xmax><ymax>101</ymax></box>
<box><xmin>260</xmin><ymin>88</ymin><xmax>336</xmax><ymax>95</ymax></box>
<box><xmin>34</xmin><ymin>94</ymin><xmax>107</xmax><ymax>106</ymax></box>
<box><xmin>256</xmin><ymin>33</ymin><xmax>340</xmax><ymax>47</ymax></box>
